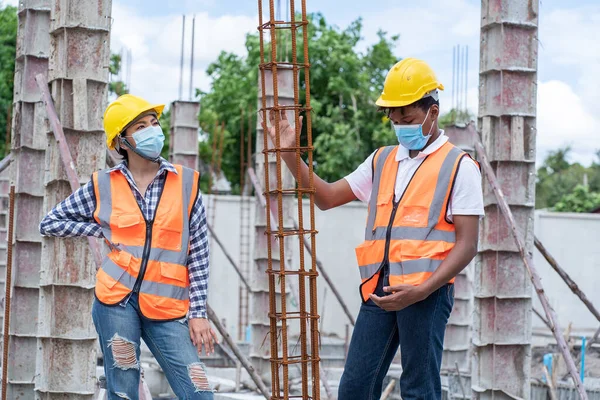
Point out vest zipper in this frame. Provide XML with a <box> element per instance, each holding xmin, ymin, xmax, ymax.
<box><xmin>382</xmin><ymin>200</ymin><xmax>400</xmax><ymax>288</ymax></box>
<box><xmin>380</xmin><ymin>158</ymin><xmax>429</xmax><ymax>290</ymax></box>
<box><xmin>132</xmin><ymin>222</ymin><xmax>153</xmax><ymax>293</ymax></box>
<box><xmin>131</xmin><ymin>177</ymin><xmax>167</xmax><ymax>294</ymax></box>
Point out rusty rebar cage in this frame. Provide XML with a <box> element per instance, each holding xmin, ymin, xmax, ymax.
<box><xmin>257</xmin><ymin>0</ymin><xmax>321</xmax><ymax>398</ymax></box>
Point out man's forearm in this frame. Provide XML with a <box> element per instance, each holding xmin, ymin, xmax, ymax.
<box><xmin>280</xmin><ymin>153</ymin><xmax>333</xmax><ymax>210</ymax></box>
<box><xmin>418</xmin><ymin>240</ymin><xmax>478</xmax><ymax>297</ymax></box>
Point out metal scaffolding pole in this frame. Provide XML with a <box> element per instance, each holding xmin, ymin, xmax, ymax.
<box><xmin>472</xmin><ymin>1</ymin><xmax>539</xmax><ymax>398</ymax></box>
<box><xmin>35</xmin><ymin>0</ymin><xmax>112</xmax><ymax>397</ymax></box>
<box><xmin>4</xmin><ymin>1</ymin><xmax>51</xmax><ymax>398</ymax></box>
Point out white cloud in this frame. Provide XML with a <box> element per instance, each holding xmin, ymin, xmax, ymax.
<box><xmin>356</xmin><ymin>1</ymin><xmax>600</xmax><ymax>166</ymax></box>
<box><xmin>358</xmin><ymin>0</ymin><xmax>480</xmax><ymax>115</ymax></box>
<box><xmin>537</xmin><ymin>80</ymin><xmax>599</xmax><ymax>166</ymax></box>
<box><xmin>538</xmin><ymin>6</ymin><xmax>600</xmax><ymax>116</ymax></box>
<box><xmin>109</xmin><ymin>1</ymin><xmax>256</xmax><ymax>106</ymax></box>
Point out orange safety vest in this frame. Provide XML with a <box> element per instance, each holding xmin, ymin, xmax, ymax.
<box><xmin>355</xmin><ymin>141</ymin><xmax>469</xmax><ymax>302</ymax></box>
<box><xmin>92</xmin><ymin>165</ymin><xmax>199</xmax><ymax>320</ymax></box>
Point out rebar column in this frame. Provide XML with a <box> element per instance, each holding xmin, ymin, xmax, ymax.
<box><xmin>36</xmin><ymin>0</ymin><xmax>111</xmax><ymax>397</ymax></box>
<box><xmin>251</xmin><ymin>68</ymin><xmax>293</xmax><ymax>384</ymax></box>
<box><xmin>257</xmin><ymin>0</ymin><xmax>321</xmax><ymax>398</ymax></box>
<box><xmin>169</xmin><ymin>100</ymin><xmax>200</xmax><ymax>170</ymax></box>
<box><xmin>472</xmin><ymin>1</ymin><xmax>539</xmax><ymax>398</ymax></box>
<box><xmin>5</xmin><ymin>1</ymin><xmax>51</xmax><ymax>398</ymax></box>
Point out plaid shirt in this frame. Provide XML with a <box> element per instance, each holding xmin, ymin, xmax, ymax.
<box><xmin>39</xmin><ymin>159</ymin><xmax>210</xmax><ymax>319</ymax></box>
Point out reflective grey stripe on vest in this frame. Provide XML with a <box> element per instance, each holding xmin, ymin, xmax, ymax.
<box><xmin>102</xmin><ymin>257</ymin><xmax>189</xmax><ymax>300</ymax></box>
<box><xmin>369</xmin><ymin>226</ymin><xmax>455</xmax><ymax>242</ymax></box>
<box><xmin>428</xmin><ymin>146</ymin><xmax>463</xmax><ymax>227</ymax></box>
<box><xmin>365</xmin><ymin>146</ymin><xmax>396</xmax><ymax>238</ymax></box>
<box><xmin>96</xmin><ymin>172</ymin><xmax>113</xmax><ymax>242</ymax></box>
<box><xmin>359</xmin><ymin>259</ymin><xmax>444</xmax><ymax>280</ymax></box>
<box><xmin>364</xmin><ymin>145</ymin><xmax>464</xmax><ymax>241</ymax></box>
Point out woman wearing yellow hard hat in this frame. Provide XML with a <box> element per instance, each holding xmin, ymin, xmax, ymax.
<box><xmin>267</xmin><ymin>58</ymin><xmax>483</xmax><ymax>399</ymax></box>
<box><xmin>40</xmin><ymin>94</ymin><xmax>216</xmax><ymax>399</ymax></box>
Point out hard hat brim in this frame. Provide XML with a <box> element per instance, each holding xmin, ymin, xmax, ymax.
<box><xmin>376</xmin><ymin>83</ymin><xmax>444</xmax><ymax>108</ymax></box>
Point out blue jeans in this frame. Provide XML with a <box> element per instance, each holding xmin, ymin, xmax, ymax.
<box><xmin>338</xmin><ymin>279</ymin><xmax>454</xmax><ymax>400</ymax></box>
<box><xmin>92</xmin><ymin>293</ymin><xmax>214</xmax><ymax>400</ymax></box>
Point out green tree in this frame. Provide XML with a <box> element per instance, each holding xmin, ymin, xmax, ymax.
<box><xmin>197</xmin><ymin>14</ymin><xmax>399</xmax><ymax>193</ymax></box>
<box><xmin>109</xmin><ymin>53</ymin><xmax>128</xmax><ymax>96</ymax></box>
<box><xmin>0</xmin><ymin>5</ymin><xmax>17</xmax><ymax>158</ymax></box>
<box><xmin>535</xmin><ymin>146</ymin><xmax>600</xmax><ymax>211</ymax></box>
<box><xmin>536</xmin><ymin>147</ymin><xmax>585</xmax><ymax>209</ymax></box>
<box><xmin>553</xmin><ymin>185</ymin><xmax>600</xmax><ymax>213</ymax></box>
<box><xmin>439</xmin><ymin>108</ymin><xmax>474</xmax><ymax>129</ymax></box>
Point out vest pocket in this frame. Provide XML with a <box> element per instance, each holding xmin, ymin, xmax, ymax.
<box><xmin>395</xmin><ymin>205</ymin><xmax>429</xmax><ymax>226</ymax></box>
<box><xmin>355</xmin><ymin>240</ymin><xmax>379</xmax><ymax>274</ymax></box>
<box><xmin>99</xmin><ymin>251</ymin><xmax>132</xmax><ymax>289</ymax></box>
<box><xmin>117</xmin><ymin>213</ymin><xmax>142</xmax><ymax>228</ymax></box>
<box><xmin>155</xmin><ymin>226</ymin><xmax>183</xmax><ymax>251</ymax></box>
<box><xmin>160</xmin><ymin>262</ymin><xmax>188</xmax><ymax>284</ymax></box>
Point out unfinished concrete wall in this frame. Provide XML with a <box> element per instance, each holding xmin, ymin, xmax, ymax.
<box><xmin>533</xmin><ymin>212</ymin><xmax>600</xmax><ymax>333</ymax></box>
<box><xmin>6</xmin><ymin>1</ymin><xmax>51</xmax><ymax>398</ymax></box>
<box><xmin>251</xmin><ymin>68</ymin><xmax>295</xmax><ymax>378</ymax></box>
<box><xmin>208</xmin><ymin>197</ymin><xmax>600</xmax><ymax>342</ymax></box>
<box><xmin>169</xmin><ymin>100</ymin><xmax>200</xmax><ymax>169</ymax></box>
<box><xmin>473</xmin><ymin>0</ymin><xmax>539</xmax><ymax>398</ymax></box>
<box><xmin>35</xmin><ymin>0</ymin><xmax>111</xmax><ymax>397</ymax></box>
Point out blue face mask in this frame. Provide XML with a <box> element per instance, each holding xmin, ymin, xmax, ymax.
<box><xmin>122</xmin><ymin>125</ymin><xmax>165</xmax><ymax>161</ymax></box>
<box><xmin>392</xmin><ymin>108</ymin><xmax>433</xmax><ymax>150</ymax></box>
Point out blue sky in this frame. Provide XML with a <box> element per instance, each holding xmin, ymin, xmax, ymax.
<box><xmin>4</xmin><ymin>0</ymin><xmax>599</xmax><ymax>165</ymax></box>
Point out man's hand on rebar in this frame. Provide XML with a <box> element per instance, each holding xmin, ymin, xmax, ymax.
<box><xmin>369</xmin><ymin>284</ymin><xmax>428</xmax><ymax>311</ymax></box>
<box><xmin>265</xmin><ymin>109</ymin><xmax>303</xmax><ymax>149</ymax></box>
<box><xmin>189</xmin><ymin>318</ymin><xmax>219</xmax><ymax>356</ymax></box>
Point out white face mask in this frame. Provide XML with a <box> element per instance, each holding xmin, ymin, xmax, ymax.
<box><xmin>391</xmin><ymin>108</ymin><xmax>433</xmax><ymax>150</ymax></box>
<box><xmin>121</xmin><ymin>125</ymin><xmax>165</xmax><ymax>161</ymax></box>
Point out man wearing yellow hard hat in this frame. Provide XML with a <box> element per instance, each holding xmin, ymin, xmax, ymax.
<box><xmin>268</xmin><ymin>58</ymin><xmax>483</xmax><ymax>399</ymax></box>
<box><xmin>40</xmin><ymin>94</ymin><xmax>216</xmax><ymax>399</ymax></box>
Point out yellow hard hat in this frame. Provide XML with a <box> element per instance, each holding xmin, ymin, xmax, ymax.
<box><xmin>376</xmin><ymin>58</ymin><xmax>444</xmax><ymax>108</ymax></box>
<box><xmin>103</xmin><ymin>94</ymin><xmax>165</xmax><ymax>149</ymax></box>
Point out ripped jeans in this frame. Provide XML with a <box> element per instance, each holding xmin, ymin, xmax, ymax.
<box><xmin>92</xmin><ymin>293</ymin><xmax>213</xmax><ymax>400</ymax></box>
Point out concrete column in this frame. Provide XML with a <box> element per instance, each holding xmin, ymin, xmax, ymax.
<box><xmin>472</xmin><ymin>1</ymin><xmax>538</xmax><ymax>398</ymax></box>
<box><xmin>5</xmin><ymin>1</ymin><xmax>51</xmax><ymax>398</ymax></box>
<box><xmin>251</xmin><ymin>67</ymin><xmax>295</xmax><ymax>379</ymax></box>
<box><xmin>169</xmin><ymin>101</ymin><xmax>200</xmax><ymax>170</ymax></box>
<box><xmin>36</xmin><ymin>0</ymin><xmax>111</xmax><ymax>397</ymax></box>
<box><xmin>0</xmin><ymin>164</ymin><xmax>10</xmax><ymax>328</ymax></box>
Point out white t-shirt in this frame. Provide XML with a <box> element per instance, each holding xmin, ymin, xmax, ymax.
<box><xmin>344</xmin><ymin>132</ymin><xmax>484</xmax><ymax>221</ymax></box>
